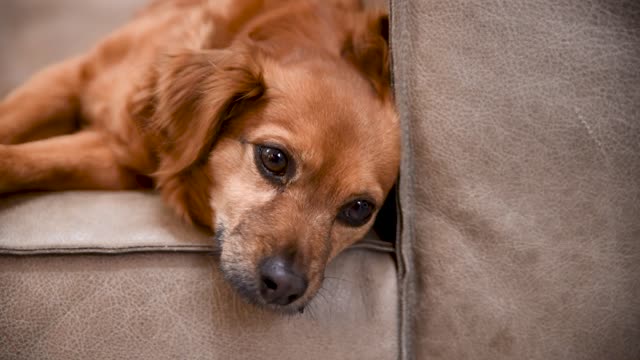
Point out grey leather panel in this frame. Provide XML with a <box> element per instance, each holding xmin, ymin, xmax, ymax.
<box><xmin>0</xmin><ymin>249</ymin><xmax>398</xmax><ymax>360</ymax></box>
<box><xmin>392</xmin><ymin>0</ymin><xmax>640</xmax><ymax>359</ymax></box>
<box><xmin>0</xmin><ymin>192</ymin><xmax>212</xmax><ymax>253</ymax></box>
<box><xmin>0</xmin><ymin>0</ymin><xmax>147</xmax><ymax>96</ymax></box>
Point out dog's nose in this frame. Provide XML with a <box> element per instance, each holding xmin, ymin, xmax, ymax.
<box><xmin>259</xmin><ymin>257</ymin><xmax>308</xmax><ymax>306</ymax></box>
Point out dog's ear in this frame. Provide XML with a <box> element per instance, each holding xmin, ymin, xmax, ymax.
<box><xmin>150</xmin><ymin>49</ymin><xmax>263</xmax><ymax>176</ymax></box>
<box><xmin>342</xmin><ymin>12</ymin><xmax>390</xmax><ymax>97</ymax></box>
<box><xmin>131</xmin><ymin>48</ymin><xmax>263</xmax><ymax>226</ymax></box>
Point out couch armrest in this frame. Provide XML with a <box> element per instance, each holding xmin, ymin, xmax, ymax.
<box><xmin>392</xmin><ymin>0</ymin><xmax>640</xmax><ymax>358</ymax></box>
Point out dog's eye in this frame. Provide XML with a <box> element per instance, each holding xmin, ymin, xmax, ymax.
<box><xmin>258</xmin><ymin>146</ymin><xmax>288</xmax><ymax>176</ymax></box>
<box><xmin>337</xmin><ymin>200</ymin><xmax>375</xmax><ymax>227</ymax></box>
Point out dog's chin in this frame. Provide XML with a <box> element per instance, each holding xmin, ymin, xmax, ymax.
<box><xmin>218</xmin><ymin>262</ymin><xmax>312</xmax><ymax>315</ymax></box>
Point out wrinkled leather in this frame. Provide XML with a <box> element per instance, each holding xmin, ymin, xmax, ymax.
<box><xmin>0</xmin><ymin>191</ymin><xmax>398</xmax><ymax>359</ymax></box>
<box><xmin>392</xmin><ymin>0</ymin><xmax>640</xmax><ymax>359</ymax></box>
<box><xmin>0</xmin><ymin>249</ymin><xmax>397</xmax><ymax>360</ymax></box>
<box><xmin>0</xmin><ymin>191</ymin><xmax>397</xmax><ymax>359</ymax></box>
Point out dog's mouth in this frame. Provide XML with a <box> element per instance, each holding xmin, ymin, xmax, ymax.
<box><xmin>219</xmin><ymin>261</ymin><xmax>317</xmax><ymax>314</ymax></box>
<box><xmin>213</xmin><ymin>222</ymin><xmax>326</xmax><ymax>313</ymax></box>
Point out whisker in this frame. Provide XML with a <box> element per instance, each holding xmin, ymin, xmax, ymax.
<box><xmin>315</xmin><ymin>288</ymin><xmax>330</xmax><ymax>305</ymax></box>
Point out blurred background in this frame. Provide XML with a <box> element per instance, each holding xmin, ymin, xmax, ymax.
<box><xmin>0</xmin><ymin>0</ymin><xmax>146</xmax><ymax>96</ymax></box>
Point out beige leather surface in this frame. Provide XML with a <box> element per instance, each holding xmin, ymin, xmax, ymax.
<box><xmin>392</xmin><ymin>0</ymin><xmax>640</xmax><ymax>359</ymax></box>
<box><xmin>0</xmin><ymin>249</ymin><xmax>398</xmax><ymax>360</ymax></box>
<box><xmin>0</xmin><ymin>0</ymin><xmax>147</xmax><ymax>96</ymax></box>
<box><xmin>0</xmin><ymin>192</ymin><xmax>212</xmax><ymax>253</ymax></box>
<box><xmin>0</xmin><ymin>192</ymin><xmax>397</xmax><ymax>360</ymax></box>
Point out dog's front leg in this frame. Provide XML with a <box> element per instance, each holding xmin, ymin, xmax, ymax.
<box><xmin>0</xmin><ymin>58</ymin><xmax>86</xmax><ymax>145</ymax></box>
<box><xmin>0</xmin><ymin>131</ymin><xmax>142</xmax><ymax>194</ymax></box>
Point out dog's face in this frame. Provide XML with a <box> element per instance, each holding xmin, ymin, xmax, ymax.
<box><xmin>208</xmin><ymin>58</ymin><xmax>399</xmax><ymax>312</ymax></box>
<box><xmin>139</xmin><ymin>10</ymin><xmax>398</xmax><ymax>313</ymax></box>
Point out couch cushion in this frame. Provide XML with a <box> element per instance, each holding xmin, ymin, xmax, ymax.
<box><xmin>392</xmin><ymin>0</ymin><xmax>640</xmax><ymax>359</ymax></box>
<box><xmin>0</xmin><ymin>191</ymin><xmax>211</xmax><ymax>254</ymax></box>
<box><xmin>0</xmin><ymin>250</ymin><xmax>397</xmax><ymax>360</ymax></box>
<box><xmin>0</xmin><ymin>191</ymin><xmax>397</xmax><ymax>359</ymax></box>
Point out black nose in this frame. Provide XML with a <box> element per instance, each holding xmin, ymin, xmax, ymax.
<box><xmin>259</xmin><ymin>257</ymin><xmax>308</xmax><ymax>306</ymax></box>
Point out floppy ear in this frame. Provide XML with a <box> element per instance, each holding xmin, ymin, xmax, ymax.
<box><xmin>342</xmin><ymin>12</ymin><xmax>390</xmax><ymax>97</ymax></box>
<box><xmin>131</xmin><ymin>48</ymin><xmax>264</xmax><ymax>226</ymax></box>
<box><xmin>149</xmin><ymin>49</ymin><xmax>263</xmax><ymax>176</ymax></box>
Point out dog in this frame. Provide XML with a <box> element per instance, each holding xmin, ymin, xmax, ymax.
<box><xmin>0</xmin><ymin>0</ymin><xmax>399</xmax><ymax>313</ymax></box>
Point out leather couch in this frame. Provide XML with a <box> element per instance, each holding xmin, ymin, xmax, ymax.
<box><xmin>1</xmin><ymin>0</ymin><xmax>639</xmax><ymax>359</ymax></box>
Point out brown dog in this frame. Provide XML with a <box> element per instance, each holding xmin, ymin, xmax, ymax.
<box><xmin>0</xmin><ymin>0</ymin><xmax>399</xmax><ymax>313</ymax></box>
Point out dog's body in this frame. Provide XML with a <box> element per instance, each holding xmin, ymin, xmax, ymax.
<box><xmin>0</xmin><ymin>0</ymin><xmax>399</xmax><ymax>312</ymax></box>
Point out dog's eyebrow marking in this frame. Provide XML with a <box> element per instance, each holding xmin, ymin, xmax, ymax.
<box><xmin>248</xmin><ymin>124</ymin><xmax>295</xmax><ymax>145</ymax></box>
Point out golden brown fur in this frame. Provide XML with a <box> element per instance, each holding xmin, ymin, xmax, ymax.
<box><xmin>0</xmin><ymin>0</ymin><xmax>399</xmax><ymax>312</ymax></box>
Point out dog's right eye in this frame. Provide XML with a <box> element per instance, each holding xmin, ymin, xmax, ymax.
<box><xmin>255</xmin><ymin>145</ymin><xmax>290</xmax><ymax>182</ymax></box>
<box><xmin>337</xmin><ymin>199</ymin><xmax>375</xmax><ymax>227</ymax></box>
<box><xmin>260</xmin><ymin>146</ymin><xmax>287</xmax><ymax>174</ymax></box>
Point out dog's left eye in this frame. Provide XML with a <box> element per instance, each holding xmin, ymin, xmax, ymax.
<box><xmin>337</xmin><ymin>199</ymin><xmax>375</xmax><ymax>227</ymax></box>
<box><xmin>257</xmin><ymin>145</ymin><xmax>288</xmax><ymax>177</ymax></box>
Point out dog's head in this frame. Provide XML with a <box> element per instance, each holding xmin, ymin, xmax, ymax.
<box><xmin>136</xmin><ymin>7</ymin><xmax>398</xmax><ymax>313</ymax></box>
